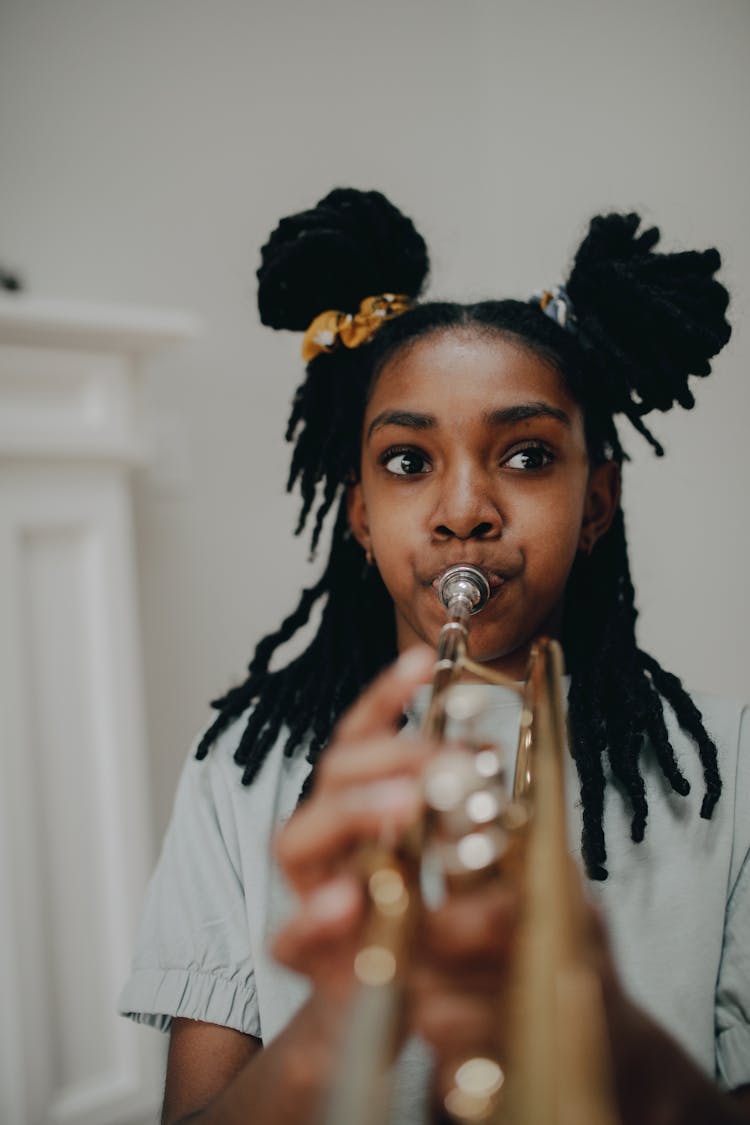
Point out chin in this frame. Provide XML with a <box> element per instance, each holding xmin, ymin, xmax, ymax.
<box><xmin>465</xmin><ymin>622</ymin><xmax>553</xmax><ymax>670</ymax></box>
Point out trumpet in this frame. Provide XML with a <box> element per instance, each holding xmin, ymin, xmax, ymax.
<box><xmin>324</xmin><ymin>564</ymin><xmax>619</xmax><ymax>1125</ymax></box>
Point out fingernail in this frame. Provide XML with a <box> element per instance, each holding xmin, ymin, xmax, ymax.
<box><xmin>308</xmin><ymin>878</ymin><xmax>359</xmax><ymax>921</ymax></box>
<box><xmin>364</xmin><ymin>777</ymin><xmax>421</xmax><ymax>811</ymax></box>
<box><xmin>396</xmin><ymin>646</ymin><xmax>433</xmax><ymax>680</ymax></box>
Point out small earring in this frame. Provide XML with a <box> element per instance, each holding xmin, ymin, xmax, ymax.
<box><xmin>365</xmin><ymin>547</ymin><xmax>374</xmax><ymax>567</ymax></box>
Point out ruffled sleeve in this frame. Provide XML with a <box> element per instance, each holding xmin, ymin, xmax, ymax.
<box><xmin>118</xmin><ymin>722</ymin><xmax>261</xmax><ymax>1038</ymax></box>
<box><xmin>715</xmin><ymin>705</ymin><xmax>750</xmax><ymax>1089</ymax></box>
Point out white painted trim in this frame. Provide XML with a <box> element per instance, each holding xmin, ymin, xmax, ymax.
<box><xmin>0</xmin><ymin>301</ymin><xmax>190</xmax><ymax>1124</ymax></box>
<box><xmin>0</xmin><ymin>295</ymin><xmax>201</xmax><ymax>353</ymax></box>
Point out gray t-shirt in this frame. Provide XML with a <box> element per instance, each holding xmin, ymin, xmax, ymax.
<box><xmin>119</xmin><ymin>686</ymin><xmax>750</xmax><ymax>1094</ymax></box>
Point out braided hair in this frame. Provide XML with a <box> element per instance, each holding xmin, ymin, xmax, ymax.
<box><xmin>196</xmin><ymin>189</ymin><xmax>731</xmax><ymax>879</ymax></box>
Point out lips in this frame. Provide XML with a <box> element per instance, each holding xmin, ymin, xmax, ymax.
<box><xmin>429</xmin><ymin>567</ymin><xmax>506</xmax><ymax>595</ymax></box>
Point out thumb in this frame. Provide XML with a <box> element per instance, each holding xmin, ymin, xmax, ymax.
<box><xmin>333</xmin><ymin>646</ymin><xmax>434</xmax><ymax>744</ymax></box>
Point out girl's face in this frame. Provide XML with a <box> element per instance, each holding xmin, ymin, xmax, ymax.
<box><xmin>348</xmin><ymin>328</ymin><xmax>618</xmax><ymax>680</ymax></box>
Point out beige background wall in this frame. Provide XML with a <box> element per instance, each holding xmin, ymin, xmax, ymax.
<box><xmin>1</xmin><ymin>0</ymin><xmax>748</xmax><ymax>847</ymax></box>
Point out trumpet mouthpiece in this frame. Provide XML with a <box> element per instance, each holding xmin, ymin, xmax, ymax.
<box><xmin>437</xmin><ymin>566</ymin><xmax>491</xmax><ymax>615</ymax></box>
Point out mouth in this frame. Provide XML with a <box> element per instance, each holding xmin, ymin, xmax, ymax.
<box><xmin>428</xmin><ymin>566</ymin><xmax>507</xmax><ymax>597</ymax></box>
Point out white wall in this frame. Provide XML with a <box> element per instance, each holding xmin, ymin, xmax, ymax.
<box><xmin>1</xmin><ymin>0</ymin><xmax>748</xmax><ymax>850</ymax></box>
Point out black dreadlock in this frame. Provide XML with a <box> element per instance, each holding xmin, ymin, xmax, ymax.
<box><xmin>196</xmin><ymin>190</ymin><xmax>731</xmax><ymax>879</ymax></box>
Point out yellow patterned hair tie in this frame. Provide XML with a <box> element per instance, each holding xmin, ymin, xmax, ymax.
<box><xmin>301</xmin><ymin>293</ymin><xmax>412</xmax><ymax>363</ymax></box>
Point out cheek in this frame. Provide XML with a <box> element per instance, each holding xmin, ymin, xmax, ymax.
<box><xmin>362</xmin><ymin>474</ymin><xmax>419</xmax><ymax>537</ymax></box>
<box><xmin>517</xmin><ymin>488</ymin><xmax>586</xmax><ymax>568</ymax></box>
<box><xmin>521</xmin><ymin>477</ymin><xmax>582</xmax><ymax>517</ymax></box>
<box><xmin>370</xmin><ymin>507</ymin><xmax>418</xmax><ymax>572</ymax></box>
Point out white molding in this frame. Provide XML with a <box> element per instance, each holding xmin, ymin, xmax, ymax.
<box><xmin>0</xmin><ymin>295</ymin><xmax>200</xmax><ymax>353</ymax></box>
<box><xmin>0</xmin><ymin>300</ymin><xmax>191</xmax><ymax>1124</ymax></box>
<box><xmin>0</xmin><ymin>298</ymin><xmax>199</xmax><ymax>466</ymax></box>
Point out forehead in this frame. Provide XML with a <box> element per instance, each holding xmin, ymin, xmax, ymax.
<box><xmin>366</xmin><ymin>328</ymin><xmax>580</xmax><ymax>419</ymax></box>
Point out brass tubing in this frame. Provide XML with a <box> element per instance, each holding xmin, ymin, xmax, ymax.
<box><xmin>324</xmin><ymin>566</ymin><xmax>492</xmax><ymax>1125</ymax></box>
<box><xmin>323</xmin><ymin>568</ymin><xmax>620</xmax><ymax>1125</ymax></box>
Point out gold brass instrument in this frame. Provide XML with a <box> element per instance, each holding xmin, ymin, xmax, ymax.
<box><xmin>324</xmin><ymin>565</ymin><xmax>619</xmax><ymax>1125</ymax></box>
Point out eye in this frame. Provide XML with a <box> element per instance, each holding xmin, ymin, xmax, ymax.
<box><xmin>382</xmin><ymin>447</ymin><xmax>432</xmax><ymax>476</ymax></box>
<box><xmin>503</xmin><ymin>443</ymin><xmax>554</xmax><ymax>471</ymax></box>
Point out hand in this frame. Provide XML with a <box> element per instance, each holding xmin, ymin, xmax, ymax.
<box><xmin>409</xmin><ymin>877</ymin><xmax>519</xmax><ymax>1115</ymax></box>
<box><xmin>412</xmin><ymin>852</ymin><xmax>622</xmax><ymax>1116</ymax></box>
<box><xmin>272</xmin><ymin>646</ymin><xmax>435</xmax><ymax>1001</ymax></box>
<box><xmin>273</xmin><ymin>656</ymin><xmax>750</xmax><ymax>1125</ymax></box>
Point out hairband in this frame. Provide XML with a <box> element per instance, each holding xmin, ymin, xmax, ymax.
<box><xmin>301</xmin><ymin>293</ymin><xmax>413</xmax><ymax>362</ymax></box>
<box><xmin>530</xmin><ymin>285</ymin><xmax>577</xmax><ymax>331</ymax></box>
<box><xmin>302</xmin><ymin>286</ymin><xmax>575</xmax><ymax>363</ymax></box>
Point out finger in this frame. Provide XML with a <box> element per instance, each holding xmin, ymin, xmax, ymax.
<box><xmin>409</xmin><ymin>962</ymin><xmax>508</xmax><ymax>998</ymax></box>
<box><xmin>333</xmin><ymin>646</ymin><xmax>434</xmax><ymax>744</ymax></box>
<box><xmin>277</xmin><ymin>776</ymin><xmax>422</xmax><ymax>890</ymax></box>
<box><xmin>271</xmin><ymin>875</ymin><xmax>364</xmax><ymax>974</ymax></box>
<box><xmin>419</xmin><ymin>883</ymin><xmax>518</xmax><ymax>965</ymax></box>
<box><xmin>316</xmin><ymin>732</ymin><xmax>431</xmax><ymax>793</ymax></box>
<box><xmin>410</xmin><ymin>986</ymin><xmax>504</xmax><ymax>1061</ymax></box>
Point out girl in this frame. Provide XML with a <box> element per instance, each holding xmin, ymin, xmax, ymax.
<box><xmin>120</xmin><ymin>189</ymin><xmax>749</xmax><ymax>1123</ymax></box>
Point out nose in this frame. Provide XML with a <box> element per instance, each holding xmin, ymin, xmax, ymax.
<box><xmin>431</xmin><ymin>464</ymin><xmax>502</xmax><ymax>542</ymax></box>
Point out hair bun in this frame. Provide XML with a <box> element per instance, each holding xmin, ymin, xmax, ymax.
<box><xmin>257</xmin><ymin>188</ymin><xmax>429</xmax><ymax>331</ymax></box>
<box><xmin>565</xmin><ymin>212</ymin><xmax>731</xmax><ymax>426</ymax></box>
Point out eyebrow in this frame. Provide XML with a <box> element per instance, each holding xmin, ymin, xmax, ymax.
<box><xmin>366</xmin><ymin>401</ymin><xmax>571</xmax><ymax>441</ymax></box>
<box><xmin>483</xmin><ymin>402</ymin><xmax>572</xmax><ymax>427</ymax></box>
<box><xmin>366</xmin><ymin>410</ymin><xmax>435</xmax><ymax>441</ymax></box>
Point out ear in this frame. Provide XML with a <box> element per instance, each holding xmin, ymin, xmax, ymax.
<box><xmin>579</xmin><ymin>461</ymin><xmax>620</xmax><ymax>554</ymax></box>
<box><xmin>346</xmin><ymin>481</ymin><xmax>371</xmax><ymax>553</ymax></box>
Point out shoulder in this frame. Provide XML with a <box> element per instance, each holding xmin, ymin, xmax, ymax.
<box><xmin>598</xmin><ymin>688</ymin><xmax>748</xmax><ymax>886</ymax></box>
<box><xmin>189</xmin><ymin>704</ymin><xmax>310</xmax><ymax>785</ymax></box>
<box><xmin>685</xmin><ymin>689</ymin><xmax>747</xmax><ymax>736</ymax></box>
<box><xmin>673</xmin><ymin>689</ymin><xmax>749</xmax><ymax>889</ymax></box>
<box><xmin>659</xmin><ymin>689</ymin><xmax>747</xmax><ymax>771</ymax></box>
<box><xmin>177</xmin><ymin>705</ymin><xmax>313</xmax><ymax>836</ymax></box>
